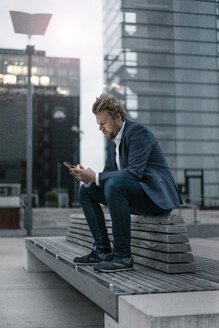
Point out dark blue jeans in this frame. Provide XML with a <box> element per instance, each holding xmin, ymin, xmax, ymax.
<box><xmin>78</xmin><ymin>177</ymin><xmax>171</xmax><ymax>257</ymax></box>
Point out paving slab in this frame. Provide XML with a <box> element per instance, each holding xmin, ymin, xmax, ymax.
<box><xmin>190</xmin><ymin>238</ymin><xmax>219</xmax><ymax>261</ymax></box>
<box><xmin>0</xmin><ymin>238</ymin><xmax>104</xmax><ymax>328</ymax></box>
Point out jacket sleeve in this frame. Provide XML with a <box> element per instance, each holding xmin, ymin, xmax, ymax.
<box><xmin>99</xmin><ymin>125</ymin><xmax>155</xmax><ymax>187</ymax></box>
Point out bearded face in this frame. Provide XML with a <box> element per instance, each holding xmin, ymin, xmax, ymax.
<box><xmin>96</xmin><ymin>110</ymin><xmax>123</xmax><ymax>140</ymax></box>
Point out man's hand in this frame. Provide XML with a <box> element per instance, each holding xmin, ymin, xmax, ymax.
<box><xmin>70</xmin><ymin>165</ymin><xmax>96</xmax><ymax>184</ymax></box>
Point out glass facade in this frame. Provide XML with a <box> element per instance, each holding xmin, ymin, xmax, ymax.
<box><xmin>102</xmin><ymin>0</ymin><xmax>219</xmax><ymax>207</ymax></box>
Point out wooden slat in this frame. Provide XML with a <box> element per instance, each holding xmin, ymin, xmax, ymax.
<box><xmin>133</xmin><ymin>255</ymin><xmax>196</xmax><ymax>273</ymax></box>
<box><xmin>67</xmin><ymin>234</ymin><xmax>93</xmax><ymax>244</ymax></box>
<box><xmin>131</xmin><ymin>238</ymin><xmax>192</xmax><ymax>253</ymax></box>
<box><xmin>131</xmin><ymin>222</ymin><xmax>187</xmax><ymax>234</ymax></box>
<box><xmin>131</xmin><ymin>214</ymin><xmax>185</xmax><ymax>225</ymax></box>
<box><xmin>69</xmin><ymin>213</ymin><xmax>185</xmax><ymax>225</ymax></box>
<box><xmin>131</xmin><ymin>246</ymin><xmax>194</xmax><ymax>263</ymax></box>
<box><xmin>66</xmin><ymin>236</ymin><xmax>92</xmax><ymax>249</ymax></box>
<box><xmin>68</xmin><ymin>218</ymin><xmax>187</xmax><ymax>233</ymax></box>
<box><xmin>67</xmin><ymin>224</ymin><xmax>189</xmax><ymax>244</ymax></box>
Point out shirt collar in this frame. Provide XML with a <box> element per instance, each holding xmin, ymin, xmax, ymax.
<box><xmin>113</xmin><ymin>121</ymin><xmax>125</xmax><ymax>144</ymax></box>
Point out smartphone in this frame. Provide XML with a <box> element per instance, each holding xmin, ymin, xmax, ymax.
<box><xmin>63</xmin><ymin>161</ymin><xmax>76</xmax><ymax>169</ymax></box>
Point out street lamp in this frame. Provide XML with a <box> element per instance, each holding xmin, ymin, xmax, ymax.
<box><xmin>10</xmin><ymin>11</ymin><xmax>52</xmax><ymax>235</ymax></box>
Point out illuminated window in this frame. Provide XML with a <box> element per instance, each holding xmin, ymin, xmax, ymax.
<box><xmin>31</xmin><ymin>75</ymin><xmax>40</xmax><ymax>85</ymax></box>
<box><xmin>125</xmin><ymin>51</ymin><xmax>137</xmax><ymax>66</ymax></box>
<box><xmin>23</xmin><ymin>66</ymin><xmax>28</xmax><ymax>75</ymax></box>
<box><xmin>125</xmin><ymin>12</ymin><xmax>136</xmax><ymax>23</ymax></box>
<box><xmin>126</xmin><ymin>67</ymin><xmax>137</xmax><ymax>77</ymax></box>
<box><xmin>111</xmin><ymin>82</ymin><xmax>120</xmax><ymax>89</ymax></box>
<box><xmin>7</xmin><ymin>65</ymin><xmax>22</xmax><ymax>75</ymax></box>
<box><xmin>31</xmin><ymin>67</ymin><xmax>38</xmax><ymax>74</ymax></box>
<box><xmin>57</xmin><ymin>87</ymin><xmax>70</xmax><ymax>95</ymax></box>
<box><xmin>127</xmin><ymin>97</ymin><xmax>138</xmax><ymax>111</ymax></box>
<box><xmin>4</xmin><ymin>74</ymin><xmax>16</xmax><ymax>84</ymax></box>
<box><xmin>126</xmin><ymin>87</ymin><xmax>138</xmax><ymax>113</ymax></box>
<box><xmin>125</xmin><ymin>25</ymin><xmax>136</xmax><ymax>36</ymax></box>
<box><xmin>128</xmin><ymin>111</ymin><xmax>138</xmax><ymax>119</ymax></box>
<box><xmin>7</xmin><ymin>65</ymin><xmax>28</xmax><ymax>75</ymax></box>
<box><xmin>40</xmin><ymin>76</ymin><xmax>50</xmax><ymax>86</ymax></box>
<box><xmin>18</xmin><ymin>79</ymin><xmax>25</xmax><ymax>85</ymax></box>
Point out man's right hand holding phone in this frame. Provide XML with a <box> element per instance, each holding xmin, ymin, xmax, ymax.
<box><xmin>70</xmin><ymin>165</ymin><xmax>96</xmax><ymax>184</ymax></box>
<box><xmin>63</xmin><ymin>162</ymin><xmax>95</xmax><ymax>184</ymax></box>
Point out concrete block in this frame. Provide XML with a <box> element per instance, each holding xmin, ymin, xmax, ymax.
<box><xmin>105</xmin><ymin>313</ymin><xmax>119</xmax><ymax>328</ymax></box>
<box><xmin>105</xmin><ymin>291</ymin><xmax>219</xmax><ymax>328</ymax></box>
<box><xmin>24</xmin><ymin>247</ymin><xmax>52</xmax><ymax>273</ymax></box>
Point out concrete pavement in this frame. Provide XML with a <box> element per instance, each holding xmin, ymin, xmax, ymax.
<box><xmin>0</xmin><ymin>238</ymin><xmax>104</xmax><ymax>328</ymax></box>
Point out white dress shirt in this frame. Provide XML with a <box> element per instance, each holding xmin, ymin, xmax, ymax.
<box><xmin>113</xmin><ymin>121</ymin><xmax>125</xmax><ymax>171</ymax></box>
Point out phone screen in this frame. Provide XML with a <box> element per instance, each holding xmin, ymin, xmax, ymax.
<box><xmin>63</xmin><ymin>162</ymin><xmax>75</xmax><ymax>169</ymax></box>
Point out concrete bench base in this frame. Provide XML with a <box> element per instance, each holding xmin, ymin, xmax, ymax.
<box><xmin>24</xmin><ymin>246</ymin><xmax>52</xmax><ymax>273</ymax></box>
<box><xmin>105</xmin><ymin>291</ymin><xmax>219</xmax><ymax>328</ymax></box>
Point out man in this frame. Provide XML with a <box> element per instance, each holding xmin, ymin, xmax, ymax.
<box><xmin>69</xmin><ymin>93</ymin><xmax>182</xmax><ymax>273</ymax></box>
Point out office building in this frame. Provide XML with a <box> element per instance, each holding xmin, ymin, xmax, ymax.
<box><xmin>0</xmin><ymin>48</ymin><xmax>80</xmax><ymax>206</ymax></box>
<box><xmin>102</xmin><ymin>0</ymin><xmax>219</xmax><ymax>207</ymax></box>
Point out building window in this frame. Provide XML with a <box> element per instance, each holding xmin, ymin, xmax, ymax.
<box><xmin>40</xmin><ymin>76</ymin><xmax>50</xmax><ymax>86</ymax></box>
<box><xmin>126</xmin><ymin>67</ymin><xmax>137</xmax><ymax>77</ymax></box>
<box><xmin>4</xmin><ymin>74</ymin><xmax>16</xmax><ymax>84</ymax></box>
<box><xmin>125</xmin><ymin>51</ymin><xmax>137</xmax><ymax>66</ymax></box>
<box><xmin>31</xmin><ymin>75</ymin><xmax>40</xmax><ymax>85</ymax></box>
<box><xmin>57</xmin><ymin>87</ymin><xmax>70</xmax><ymax>96</ymax></box>
<box><xmin>125</xmin><ymin>24</ymin><xmax>136</xmax><ymax>36</ymax></box>
<box><xmin>7</xmin><ymin>65</ymin><xmax>27</xmax><ymax>75</ymax></box>
<box><xmin>0</xmin><ymin>167</ymin><xmax>6</xmax><ymax>179</ymax></box>
<box><xmin>124</xmin><ymin>12</ymin><xmax>136</xmax><ymax>23</ymax></box>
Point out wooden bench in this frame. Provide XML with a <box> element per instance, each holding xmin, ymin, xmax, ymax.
<box><xmin>24</xmin><ymin>212</ymin><xmax>219</xmax><ymax>321</ymax></box>
<box><xmin>67</xmin><ymin>213</ymin><xmax>196</xmax><ymax>274</ymax></box>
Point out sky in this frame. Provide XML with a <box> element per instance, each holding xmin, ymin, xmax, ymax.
<box><xmin>0</xmin><ymin>0</ymin><xmax>104</xmax><ymax>171</ymax></box>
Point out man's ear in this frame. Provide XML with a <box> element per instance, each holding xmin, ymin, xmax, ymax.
<box><xmin>115</xmin><ymin>112</ymin><xmax>122</xmax><ymax>121</ymax></box>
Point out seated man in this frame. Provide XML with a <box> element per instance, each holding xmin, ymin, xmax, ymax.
<box><xmin>69</xmin><ymin>93</ymin><xmax>182</xmax><ymax>273</ymax></box>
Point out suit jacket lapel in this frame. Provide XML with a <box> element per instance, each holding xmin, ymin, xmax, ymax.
<box><xmin>109</xmin><ymin>141</ymin><xmax>117</xmax><ymax>170</ymax></box>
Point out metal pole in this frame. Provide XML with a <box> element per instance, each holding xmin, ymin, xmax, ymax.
<box><xmin>57</xmin><ymin>162</ymin><xmax>61</xmax><ymax>208</ymax></box>
<box><xmin>25</xmin><ymin>44</ymin><xmax>34</xmax><ymax>236</ymax></box>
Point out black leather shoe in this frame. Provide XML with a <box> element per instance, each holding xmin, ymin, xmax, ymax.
<box><xmin>73</xmin><ymin>249</ymin><xmax>111</xmax><ymax>265</ymax></box>
<box><xmin>94</xmin><ymin>255</ymin><xmax>133</xmax><ymax>272</ymax></box>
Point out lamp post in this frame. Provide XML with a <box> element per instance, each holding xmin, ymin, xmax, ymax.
<box><xmin>10</xmin><ymin>11</ymin><xmax>52</xmax><ymax>235</ymax></box>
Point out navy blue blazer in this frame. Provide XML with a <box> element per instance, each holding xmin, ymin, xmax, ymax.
<box><xmin>99</xmin><ymin>119</ymin><xmax>182</xmax><ymax>210</ymax></box>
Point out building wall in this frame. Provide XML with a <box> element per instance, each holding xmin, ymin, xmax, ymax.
<box><xmin>103</xmin><ymin>0</ymin><xmax>219</xmax><ymax>206</ymax></box>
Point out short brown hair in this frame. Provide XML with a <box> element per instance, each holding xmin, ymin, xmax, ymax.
<box><xmin>92</xmin><ymin>93</ymin><xmax>127</xmax><ymax>121</ymax></box>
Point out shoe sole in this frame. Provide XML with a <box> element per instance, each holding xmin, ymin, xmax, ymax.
<box><xmin>74</xmin><ymin>262</ymin><xmax>100</xmax><ymax>265</ymax></box>
<box><xmin>94</xmin><ymin>267</ymin><xmax>134</xmax><ymax>273</ymax></box>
